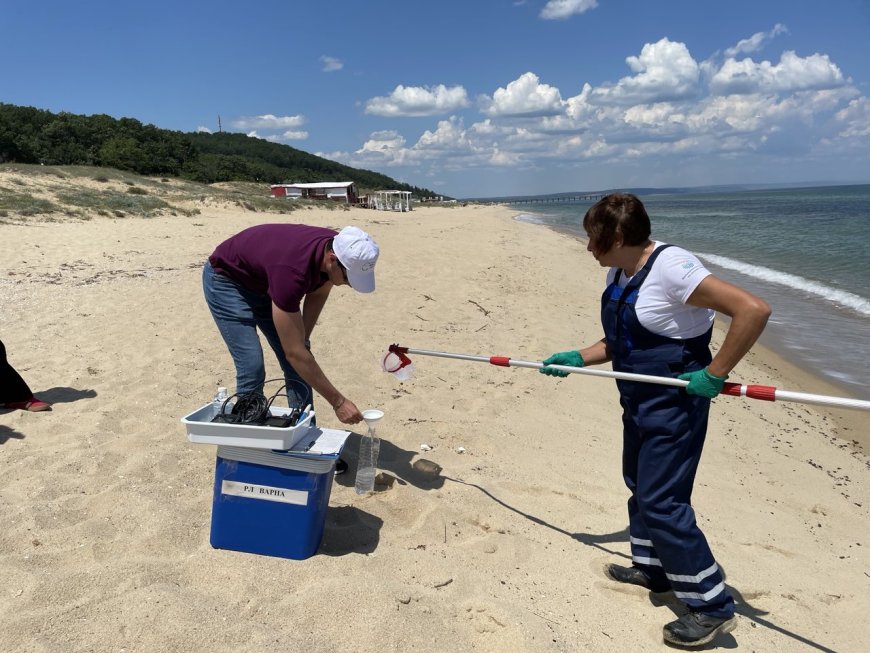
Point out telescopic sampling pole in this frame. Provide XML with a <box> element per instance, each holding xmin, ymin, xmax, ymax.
<box><xmin>386</xmin><ymin>344</ymin><xmax>870</xmax><ymax>412</ymax></box>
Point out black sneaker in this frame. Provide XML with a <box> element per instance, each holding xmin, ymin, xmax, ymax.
<box><xmin>663</xmin><ymin>611</ymin><xmax>736</xmax><ymax>647</ymax></box>
<box><xmin>334</xmin><ymin>458</ymin><xmax>348</xmax><ymax>476</ymax></box>
<box><xmin>605</xmin><ymin>563</ymin><xmax>671</xmax><ymax>593</ymax></box>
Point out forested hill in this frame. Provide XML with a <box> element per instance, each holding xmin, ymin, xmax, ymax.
<box><xmin>0</xmin><ymin>103</ymin><xmax>435</xmax><ymax>197</ymax></box>
<box><xmin>184</xmin><ymin>131</ymin><xmax>431</xmax><ymax>195</ymax></box>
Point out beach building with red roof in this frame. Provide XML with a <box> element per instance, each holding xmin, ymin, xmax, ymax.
<box><xmin>270</xmin><ymin>181</ymin><xmax>358</xmax><ymax>203</ymax></box>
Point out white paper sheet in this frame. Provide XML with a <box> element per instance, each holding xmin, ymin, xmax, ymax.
<box><xmin>293</xmin><ymin>427</ymin><xmax>352</xmax><ymax>455</ymax></box>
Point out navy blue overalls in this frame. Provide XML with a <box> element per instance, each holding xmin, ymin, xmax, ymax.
<box><xmin>602</xmin><ymin>245</ymin><xmax>734</xmax><ymax>618</ymax></box>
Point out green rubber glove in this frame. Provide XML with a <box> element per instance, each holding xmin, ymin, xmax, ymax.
<box><xmin>678</xmin><ymin>367</ymin><xmax>728</xmax><ymax>398</ymax></box>
<box><xmin>540</xmin><ymin>350</ymin><xmax>584</xmax><ymax>377</ymax></box>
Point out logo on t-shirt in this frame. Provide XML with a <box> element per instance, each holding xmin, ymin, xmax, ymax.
<box><xmin>681</xmin><ymin>261</ymin><xmax>695</xmax><ymax>269</ymax></box>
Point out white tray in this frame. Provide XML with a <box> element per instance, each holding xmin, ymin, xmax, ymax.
<box><xmin>217</xmin><ymin>443</ymin><xmax>339</xmax><ymax>474</ymax></box>
<box><xmin>182</xmin><ymin>403</ymin><xmax>315</xmax><ymax>450</ymax></box>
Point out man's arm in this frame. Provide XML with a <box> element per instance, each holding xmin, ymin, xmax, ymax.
<box><xmin>301</xmin><ymin>282</ymin><xmax>331</xmax><ymax>340</ymax></box>
<box><xmin>272</xmin><ymin>302</ymin><xmax>363</xmax><ymax>424</ymax></box>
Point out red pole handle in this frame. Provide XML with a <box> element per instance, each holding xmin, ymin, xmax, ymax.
<box><xmin>722</xmin><ymin>382</ymin><xmax>777</xmax><ymax>401</ymax></box>
<box><xmin>490</xmin><ymin>356</ymin><xmax>511</xmax><ymax>367</ymax></box>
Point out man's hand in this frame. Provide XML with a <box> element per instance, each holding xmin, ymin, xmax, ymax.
<box><xmin>334</xmin><ymin>396</ymin><xmax>363</xmax><ymax>424</ymax></box>
<box><xmin>540</xmin><ymin>350</ymin><xmax>584</xmax><ymax>377</ymax></box>
<box><xmin>678</xmin><ymin>367</ymin><xmax>727</xmax><ymax>398</ymax></box>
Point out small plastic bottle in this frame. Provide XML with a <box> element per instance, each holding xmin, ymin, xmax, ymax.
<box><xmin>212</xmin><ymin>386</ymin><xmax>228</xmax><ymax>419</ymax></box>
<box><xmin>354</xmin><ymin>428</ymin><xmax>380</xmax><ymax>495</ymax></box>
<box><xmin>371</xmin><ymin>434</ymin><xmax>381</xmax><ymax>467</ymax></box>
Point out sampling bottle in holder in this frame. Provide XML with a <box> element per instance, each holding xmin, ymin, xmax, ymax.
<box><xmin>381</xmin><ymin>349</ymin><xmax>414</xmax><ymax>381</ymax></box>
<box><xmin>354</xmin><ymin>409</ymin><xmax>384</xmax><ymax>495</ymax></box>
<box><xmin>354</xmin><ymin>432</ymin><xmax>377</xmax><ymax>494</ymax></box>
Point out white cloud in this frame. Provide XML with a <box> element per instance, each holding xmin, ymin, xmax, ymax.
<box><xmin>489</xmin><ymin>147</ymin><xmax>522</xmax><ymax>166</ymax></box>
<box><xmin>623</xmin><ymin>102</ymin><xmax>685</xmax><ymax>131</ymax></box>
<box><xmin>724</xmin><ymin>24</ymin><xmax>788</xmax><ymax>58</ymax></box>
<box><xmin>315</xmin><ymin>149</ymin><xmax>352</xmax><ymax>164</ymax></box>
<box><xmin>689</xmin><ymin>95</ymin><xmax>769</xmax><ymax>133</ymax></box>
<box><xmin>231</xmin><ymin>114</ymin><xmax>306</xmax><ymax>130</ymax></box>
<box><xmin>346</xmin><ymin>131</ymin><xmax>413</xmax><ymax>166</ymax></box>
<box><xmin>469</xmin><ymin>119</ymin><xmax>500</xmax><ymax>135</ymax></box>
<box><xmin>359</xmin><ymin>130</ymin><xmax>407</xmax><ymax>154</ymax></box>
<box><xmin>266</xmin><ymin>130</ymin><xmax>309</xmax><ymax>142</ymax></box>
<box><xmin>334</xmin><ymin>118</ymin><xmax>501</xmax><ymax>171</ymax></box>
<box><xmin>481</xmin><ymin>72</ymin><xmax>564</xmax><ymax>117</ymax></box>
<box><xmin>364</xmin><ymin>84</ymin><xmax>469</xmax><ymax>117</ymax></box>
<box><xmin>710</xmin><ymin>51</ymin><xmax>846</xmax><ymax>95</ymax></box>
<box><xmin>591</xmin><ymin>38</ymin><xmax>700</xmax><ymax>105</ymax></box>
<box><xmin>835</xmin><ymin>97</ymin><xmax>870</xmax><ymax>138</ymax></box>
<box><xmin>195</xmin><ymin>126</ymin><xmax>212</xmax><ymax>134</ymax></box>
<box><xmin>414</xmin><ymin>116</ymin><xmax>467</xmax><ymax>150</ymax></box>
<box><xmin>540</xmin><ymin>0</ymin><xmax>598</xmax><ymax>20</ymax></box>
<box><xmin>562</xmin><ymin>82</ymin><xmax>599</xmax><ymax>124</ymax></box>
<box><xmin>414</xmin><ymin>116</ymin><xmax>473</xmax><ymax>153</ymax></box>
<box><xmin>320</xmin><ymin>56</ymin><xmax>343</xmax><ymax>72</ymax></box>
<box><xmin>338</xmin><ymin>35</ymin><xmax>865</xmax><ymax>191</ymax></box>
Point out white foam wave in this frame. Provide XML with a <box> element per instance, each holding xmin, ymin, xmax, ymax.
<box><xmin>513</xmin><ymin>213</ymin><xmax>546</xmax><ymax>225</ymax></box>
<box><xmin>697</xmin><ymin>252</ymin><xmax>870</xmax><ymax>316</ymax></box>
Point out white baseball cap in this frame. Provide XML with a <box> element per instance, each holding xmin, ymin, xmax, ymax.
<box><xmin>333</xmin><ymin>226</ymin><xmax>380</xmax><ymax>293</ymax></box>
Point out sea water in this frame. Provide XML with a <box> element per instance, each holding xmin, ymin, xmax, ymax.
<box><xmin>513</xmin><ymin>184</ymin><xmax>870</xmax><ymax>401</ymax></box>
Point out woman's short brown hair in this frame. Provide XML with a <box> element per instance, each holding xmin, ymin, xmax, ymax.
<box><xmin>582</xmin><ymin>193</ymin><xmax>651</xmax><ymax>255</ymax></box>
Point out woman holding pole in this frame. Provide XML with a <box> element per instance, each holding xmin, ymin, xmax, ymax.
<box><xmin>540</xmin><ymin>193</ymin><xmax>770</xmax><ymax>647</ymax></box>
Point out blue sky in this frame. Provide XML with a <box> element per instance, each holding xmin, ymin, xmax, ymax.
<box><xmin>2</xmin><ymin>0</ymin><xmax>869</xmax><ymax>198</ymax></box>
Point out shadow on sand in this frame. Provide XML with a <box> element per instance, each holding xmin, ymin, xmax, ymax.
<box><xmin>32</xmin><ymin>386</ymin><xmax>98</xmax><ymax>405</ymax></box>
<box><xmin>0</xmin><ymin>424</ymin><xmax>25</xmax><ymax>444</ymax></box>
<box><xmin>333</xmin><ymin>433</ymin><xmax>446</xmax><ymax>492</ymax></box>
<box><xmin>321</xmin><ymin>433</ymin><xmax>444</xmax><ymax>557</ymax></box>
<box><xmin>442</xmin><ymin>476</ymin><xmax>837</xmax><ymax>652</ymax></box>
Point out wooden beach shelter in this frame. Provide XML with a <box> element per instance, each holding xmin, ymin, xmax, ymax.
<box><xmin>370</xmin><ymin>190</ymin><xmax>412</xmax><ymax>212</ymax></box>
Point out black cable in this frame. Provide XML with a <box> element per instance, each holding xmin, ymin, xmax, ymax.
<box><xmin>215</xmin><ymin>378</ymin><xmax>311</xmax><ymax>425</ymax></box>
<box><xmin>266</xmin><ymin>378</ymin><xmax>309</xmax><ymax>413</ymax></box>
<box><xmin>217</xmin><ymin>391</ymin><xmax>269</xmax><ymax>424</ymax></box>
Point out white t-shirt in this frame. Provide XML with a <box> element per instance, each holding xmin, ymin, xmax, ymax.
<box><xmin>605</xmin><ymin>242</ymin><xmax>714</xmax><ymax>339</ymax></box>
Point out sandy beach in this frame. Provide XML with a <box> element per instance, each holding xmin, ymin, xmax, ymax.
<box><xmin>1</xmin><ymin>191</ymin><xmax>867</xmax><ymax>652</ymax></box>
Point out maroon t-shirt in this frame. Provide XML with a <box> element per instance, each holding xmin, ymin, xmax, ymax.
<box><xmin>209</xmin><ymin>224</ymin><xmax>337</xmax><ymax>312</ymax></box>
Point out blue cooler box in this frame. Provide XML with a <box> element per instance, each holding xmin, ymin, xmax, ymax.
<box><xmin>210</xmin><ymin>445</ymin><xmax>339</xmax><ymax>560</ymax></box>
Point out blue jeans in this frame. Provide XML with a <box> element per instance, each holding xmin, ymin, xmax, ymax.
<box><xmin>202</xmin><ymin>261</ymin><xmax>312</xmax><ymax>411</ymax></box>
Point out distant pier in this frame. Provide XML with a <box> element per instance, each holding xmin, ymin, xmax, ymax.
<box><xmin>499</xmin><ymin>193</ymin><xmax>606</xmax><ymax>205</ymax></box>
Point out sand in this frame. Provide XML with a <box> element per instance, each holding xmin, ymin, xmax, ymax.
<box><xmin>1</xmin><ymin>193</ymin><xmax>868</xmax><ymax>652</ymax></box>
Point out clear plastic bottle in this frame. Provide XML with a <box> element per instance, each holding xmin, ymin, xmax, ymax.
<box><xmin>212</xmin><ymin>386</ymin><xmax>228</xmax><ymax>419</ymax></box>
<box><xmin>371</xmin><ymin>434</ymin><xmax>380</xmax><ymax>468</ymax></box>
<box><xmin>354</xmin><ymin>428</ymin><xmax>380</xmax><ymax>495</ymax></box>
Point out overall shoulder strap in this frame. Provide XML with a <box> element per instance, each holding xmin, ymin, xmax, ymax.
<box><xmin>612</xmin><ymin>243</ymin><xmax>672</xmax><ymax>309</ymax></box>
<box><xmin>610</xmin><ymin>244</ymin><xmax>674</xmax><ymax>355</ymax></box>
<box><xmin>619</xmin><ymin>243</ymin><xmax>673</xmax><ymax>296</ymax></box>
<box><xmin>639</xmin><ymin>243</ymin><xmax>672</xmax><ymax>276</ymax></box>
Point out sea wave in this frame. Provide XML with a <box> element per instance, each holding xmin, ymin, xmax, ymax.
<box><xmin>697</xmin><ymin>253</ymin><xmax>870</xmax><ymax>316</ymax></box>
<box><xmin>513</xmin><ymin>212</ymin><xmax>547</xmax><ymax>225</ymax></box>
